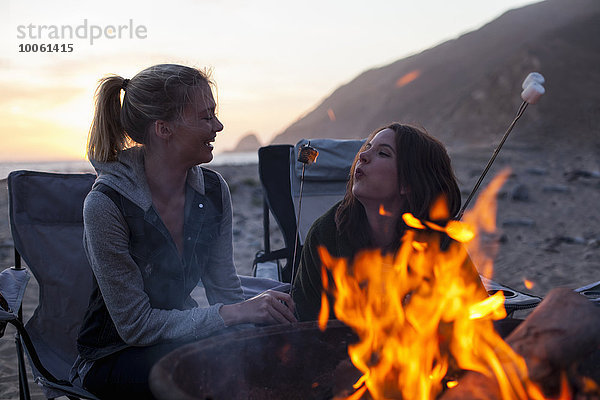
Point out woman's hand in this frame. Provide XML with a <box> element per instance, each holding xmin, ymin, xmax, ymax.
<box><xmin>219</xmin><ymin>290</ymin><xmax>297</xmax><ymax>326</ymax></box>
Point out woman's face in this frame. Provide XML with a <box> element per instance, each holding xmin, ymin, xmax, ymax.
<box><xmin>352</xmin><ymin>128</ymin><xmax>403</xmax><ymax>211</ymax></box>
<box><xmin>170</xmin><ymin>84</ymin><xmax>224</xmax><ymax>165</ymax></box>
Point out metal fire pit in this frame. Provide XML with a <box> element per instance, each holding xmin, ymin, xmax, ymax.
<box><xmin>150</xmin><ymin>319</ymin><xmax>522</xmax><ymax>400</ymax></box>
<box><xmin>149</xmin><ymin>320</ymin><xmax>357</xmax><ymax>399</ymax></box>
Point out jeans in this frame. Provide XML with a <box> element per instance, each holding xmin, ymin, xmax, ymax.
<box><xmin>83</xmin><ymin>341</ymin><xmax>192</xmax><ymax>399</ymax></box>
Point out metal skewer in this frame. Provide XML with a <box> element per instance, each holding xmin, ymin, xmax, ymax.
<box><xmin>456</xmin><ymin>72</ymin><xmax>546</xmax><ymax>220</ymax></box>
<box><xmin>456</xmin><ymin>101</ymin><xmax>528</xmax><ymax>220</ymax></box>
<box><xmin>289</xmin><ymin>142</ymin><xmax>318</xmax><ymax>291</ymax></box>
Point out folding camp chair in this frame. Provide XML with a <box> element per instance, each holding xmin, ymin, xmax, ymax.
<box><xmin>253</xmin><ymin>138</ymin><xmax>548</xmax><ymax>315</ymax></box>
<box><xmin>2</xmin><ymin>170</ymin><xmax>99</xmax><ymax>399</ymax></box>
<box><xmin>289</xmin><ymin>139</ymin><xmax>365</xmax><ymax>245</ymax></box>
<box><xmin>0</xmin><ymin>169</ymin><xmax>287</xmax><ymax>399</ymax></box>
<box><xmin>251</xmin><ymin>140</ymin><xmax>365</xmax><ymax>283</ymax></box>
<box><xmin>251</xmin><ymin>145</ymin><xmax>298</xmax><ymax>283</ymax></box>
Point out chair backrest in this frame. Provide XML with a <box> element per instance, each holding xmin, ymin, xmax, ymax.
<box><xmin>256</xmin><ymin>139</ymin><xmax>363</xmax><ymax>281</ymax></box>
<box><xmin>290</xmin><ymin>139</ymin><xmax>365</xmax><ymax>244</ymax></box>
<box><xmin>257</xmin><ymin>145</ymin><xmax>297</xmax><ymax>267</ymax></box>
<box><xmin>8</xmin><ymin>170</ymin><xmax>96</xmax><ymax>380</ymax></box>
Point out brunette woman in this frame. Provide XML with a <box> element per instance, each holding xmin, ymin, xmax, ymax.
<box><xmin>291</xmin><ymin>123</ymin><xmax>485</xmax><ymax>321</ymax></box>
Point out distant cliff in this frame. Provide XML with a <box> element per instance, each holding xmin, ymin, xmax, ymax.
<box><xmin>270</xmin><ymin>0</ymin><xmax>600</xmax><ymax>152</ymax></box>
<box><xmin>227</xmin><ymin>133</ymin><xmax>262</xmax><ymax>153</ymax></box>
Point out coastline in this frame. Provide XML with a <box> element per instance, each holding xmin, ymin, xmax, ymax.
<box><xmin>0</xmin><ymin>152</ymin><xmax>258</xmax><ymax>181</ymax></box>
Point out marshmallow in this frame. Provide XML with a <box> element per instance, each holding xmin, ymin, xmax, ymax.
<box><xmin>297</xmin><ymin>144</ymin><xmax>319</xmax><ymax>164</ymax></box>
<box><xmin>521</xmin><ymin>82</ymin><xmax>545</xmax><ymax>104</ymax></box>
<box><xmin>522</xmin><ymin>72</ymin><xmax>545</xmax><ymax>89</ymax></box>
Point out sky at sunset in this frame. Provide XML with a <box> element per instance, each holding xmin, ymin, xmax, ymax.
<box><xmin>1</xmin><ymin>0</ymin><xmax>541</xmax><ymax>162</ymax></box>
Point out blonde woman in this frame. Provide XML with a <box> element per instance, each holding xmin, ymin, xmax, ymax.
<box><xmin>72</xmin><ymin>64</ymin><xmax>295</xmax><ymax>398</ymax></box>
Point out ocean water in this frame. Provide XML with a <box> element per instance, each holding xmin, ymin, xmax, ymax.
<box><xmin>0</xmin><ymin>151</ymin><xmax>258</xmax><ymax>180</ymax></box>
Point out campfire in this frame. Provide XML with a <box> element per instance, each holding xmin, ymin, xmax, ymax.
<box><xmin>150</xmin><ymin>71</ymin><xmax>598</xmax><ymax>399</ymax></box>
<box><xmin>150</xmin><ymin>171</ymin><xmax>599</xmax><ymax>400</ymax></box>
<box><xmin>317</xmin><ymin>171</ymin><xmax>600</xmax><ymax>399</ymax></box>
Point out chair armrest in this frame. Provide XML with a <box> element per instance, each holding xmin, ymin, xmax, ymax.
<box><xmin>0</xmin><ymin>266</ymin><xmax>30</xmax><ymax>336</ymax></box>
<box><xmin>575</xmin><ymin>280</ymin><xmax>600</xmax><ymax>305</ymax></box>
<box><xmin>480</xmin><ymin>274</ymin><xmax>542</xmax><ymax>315</ymax></box>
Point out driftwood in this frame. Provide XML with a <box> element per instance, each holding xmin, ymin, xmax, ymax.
<box><xmin>440</xmin><ymin>287</ymin><xmax>600</xmax><ymax>399</ymax></box>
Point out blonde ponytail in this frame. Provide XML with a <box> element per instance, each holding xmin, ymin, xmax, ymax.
<box><xmin>87</xmin><ymin>75</ymin><xmax>129</xmax><ymax>162</ymax></box>
<box><xmin>87</xmin><ymin>64</ymin><xmax>212</xmax><ymax>162</ymax></box>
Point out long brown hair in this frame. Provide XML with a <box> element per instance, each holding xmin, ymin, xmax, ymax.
<box><xmin>87</xmin><ymin>64</ymin><xmax>213</xmax><ymax>162</ymax></box>
<box><xmin>335</xmin><ymin>123</ymin><xmax>461</xmax><ymax>250</ymax></box>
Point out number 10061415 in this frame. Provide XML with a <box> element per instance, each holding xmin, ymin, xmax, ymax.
<box><xmin>19</xmin><ymin>43</ymin><xmax>74</xmax><ymax>52</ymax></box>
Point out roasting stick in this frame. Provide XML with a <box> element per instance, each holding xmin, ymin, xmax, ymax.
<box><xmin>456</xmin><ymin>101</ymin><xmax>528</xmax><ymax>220</ymax></box>
<box><xmin>289</xmin><ymin>142</ymin><xmax>319</xmax><ymax>292</ymax></box>
<box><xmin>456</xmin><ymin>72</ymin><xmax>545</xmax><ymax>220</ymax></box>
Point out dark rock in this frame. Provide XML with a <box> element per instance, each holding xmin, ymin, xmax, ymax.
<box><xmin>564</xmin><ymin>170</ymin><xmax>600</xmax><ymax>182</ymax></box>
<box><xmin>543</xmin><ymin>246</ymin><xmax>560</xmax><ymax>253</ymax></box>
<box><xmin>557</xmin><ymin>236</ymin><xmax>586</xmax><ymax>245</ymax></box>
<box><xmin>510</xmin><ymin>184</ymin><xmax>530</xmax><ymax>202</ymax></box>
<box><xmin>496</xmin><ymin>190</ymin><xmax>509</xmax><ymax>200</ymax></box>
<box><xmin>228</xmin><ymin>133</ymin><xmax>262</xmax><ymax>153</ymax></box>
<box><xmin>525</xmin><ymin>167</ymin><xmax>548</xmax><ymax>176</ymax></box>
<box><xmin>543</xmin><ymin>236</ymin><xmax>587</xmax><ymax>252</ymax></box>
<box><xmin>502</xmin><ymin>218</ymin><xmax>535</xmax><ymax>227</ymax></box>
<box><xmin>542</xmin><ymin>185</ymin><xmax>570</xmax><ymax>193</ymax></box>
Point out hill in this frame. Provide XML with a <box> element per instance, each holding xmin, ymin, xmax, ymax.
<box><xmin>268</xmin><ymin>0</ymin><xmax>600</xmax><ymax>299</ymax></box>
<box><xmin>226</xmin><ymin>132</ymin><xmax>262</xmax><ymax>153</ymax></box>
<box><xmin>270</xmin><ymin>0</ymin><xmax>600</xmax><ymax>154</ymax></box>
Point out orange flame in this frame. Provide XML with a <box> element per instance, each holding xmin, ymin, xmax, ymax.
<box><xmin>345</xmin><ymin>384</ymin><xmax>367</xmax><ymax>400</ymax></box>
<box><xmin>462</xmin><ymin>168</ymin><xmax>512</xmax><ymax>279</ymax></box>
<box><xmin>396</xmin><ymin>69</ymin><xmax>421</xmax><ymax>88</ymax></box>
<box><xmin>429</xmin><ymin>195</ymin><xmax>450</xmax><ymax>220</ymax></box>
<box><xmin>527</xmin><ymin>371</ymin><xmax>572</xmax><ymax>400</ymax></box>
<box><xmin>557</xmin><ymin>371</ymin><xmax>572</xmax><ymax>400</ymax></box>
<box><xmin>327</xmin><ymin>108</ymin><xmax>336</xmax><ymax>121</ymax></box>
<box><xmin>524</xmin><ymin>279</ymin><xmax>534</xmax><ymax>290</ymax></box>
<box><xmin>581</xmin><ymin>376</ymin><xmax>600</xmax><ymax>395</ymax></box>
<box><xmin>318</xmin><ymin>252</ymin><xmax>331</xmax><ymax>330</ymax></box>
<box><xmin>446</xmin><ymin>380</ymin><xmax>458</xmax><ymax>389</ymax></box>
<box><xmin>318</xmin><ymin>292</ymin><xmax>330</xmax><ymax>331</ymax></box>
<box><xmin>403</xmin><ymin>213</ymin><xmax>425</xmax><ymax>229</ymax></box>
<box><xmin>317</xmin><ymin>171</ymin><xmax>567</xmax><ymax>399</ymax></box>
<box><xmin>379</xmin><ymin>204</ymin><xmax>393</xmax><ymax>217</ymax></box>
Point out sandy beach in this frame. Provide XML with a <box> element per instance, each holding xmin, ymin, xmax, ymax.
<box><xmin>0</xmin><ymin>151</ymin><xmax>598</xmax><ymax>398</ymax></box>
